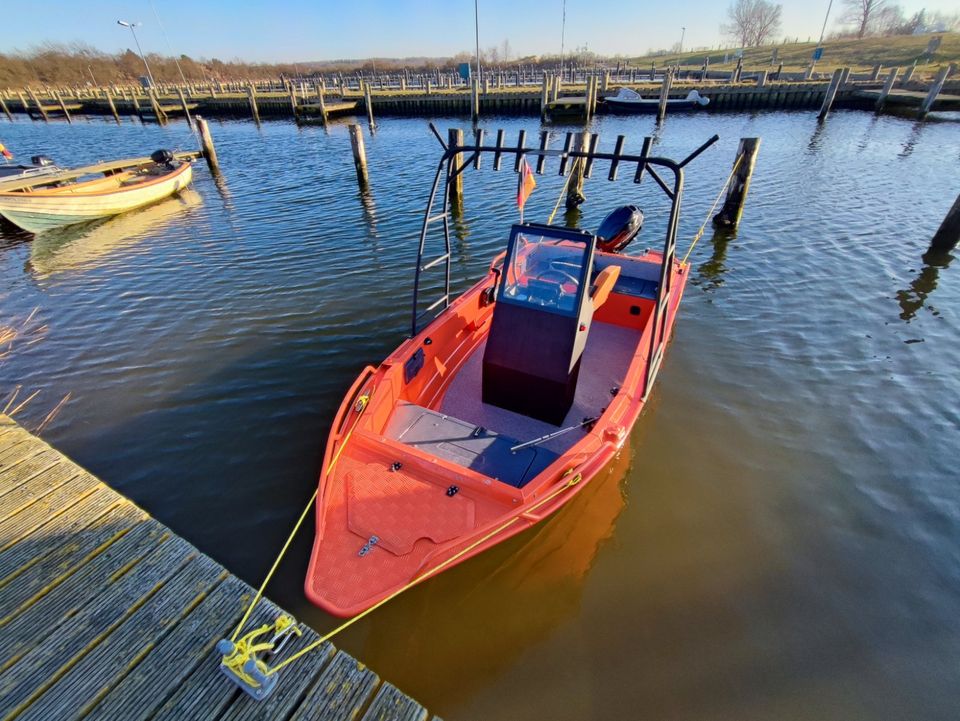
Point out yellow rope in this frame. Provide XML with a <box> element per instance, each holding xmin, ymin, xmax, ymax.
<box><xmin>546</xmin><ymin>157</ymin><xmax>582</xmax><ymax>226</ymax></box>
<box><xmin>680</xmin><ymin>153</ymin><xmax>743</xmax><ymax>266</ymax></box>
<box><xmin>230</xmin><ymin>393</ymin><xmax>370</xmax><ymax>642</ymax></box>
<box><xmin>266</xmin><ymin>469</ymin><xmax>584</xmax><ymax>676</ymax></box>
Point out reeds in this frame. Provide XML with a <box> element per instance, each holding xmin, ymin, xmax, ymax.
<box><xmin>0</xmin><ymin>307</ymin><xmax>70</xmax><ymax>434</ymax></box>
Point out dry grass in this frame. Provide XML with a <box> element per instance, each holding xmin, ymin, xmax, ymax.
<box><xmin>0</xmin><ymin>308</ymin><xmax>70</xmax><ymax>433</ymax></box>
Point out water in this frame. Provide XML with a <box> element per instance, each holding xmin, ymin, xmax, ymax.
<box><xmin>1</xmin><ymin>109</ymin><xmax>958</xmax><ymax>720</ymax></box>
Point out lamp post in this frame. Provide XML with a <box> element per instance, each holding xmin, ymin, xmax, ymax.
<box><xmin>117</xmin><ymin>20</ymin><xmax>156</xmax><ymax>88</ymax></box>
<box><xmin>811</xmin><ymin>0</ymin><xmax>833</xmax><ymax>73</ymax></box>
<box><xmin>680</xmin><ymin>26</ymin><xmax>686</xmax><ymax>54</ymax></box>
<box><xmin>474</xmin><ymin>0</ymin><xmax>482</xmax><ymax>84</ymax></box>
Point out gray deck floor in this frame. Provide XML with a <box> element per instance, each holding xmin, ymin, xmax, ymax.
<box><xmin>0</xmin><ymin>413</ymin><xmax>437</xmax><ymax>721</ymax></box>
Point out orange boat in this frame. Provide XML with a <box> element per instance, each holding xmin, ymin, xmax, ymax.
<box><xmin>306</xmin><ymin>125</ymin><xmax>719</xmax><ymax>617</ymax></box>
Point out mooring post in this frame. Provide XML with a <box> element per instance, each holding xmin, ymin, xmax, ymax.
<box><xmin>364</xmin><ymin>83</ymin><xmax>375</xmax><ymax>129</ymax></box>
<box><xmin>818</xmin><ymin>68</ymin><xmax>843</xmax><ymax>122</ymax></box>
<box><xmin>552</xmin><ymin>74</ymin><xmax>560</xmax><ymax>102</ymax></box>
<box><xmin>447</xmin><ymin>128</ymin><xmax>463</xmax><ymax>205</ymax></box>
<box><xmin>713</xmin><ymin>138</ymin><xmax>761</xmax><ymax>229</ymax></box>
<box><xmin>929</xmin><ymin>193</ymin><xmax>960</xmax><ymax>254</ymax></box>
<box><xmin>471</xmin><ymin>77</ymin><xmax>480</xmax><ymax>121</ymax></box>
<box><xmin>657</xmin><ymin>69</ymin><xmax>673</xmax><ymax>124</ymax></box>
<box><xmin>316</xmin><ymin>82</ymin><xmax>328</xmax><ymax>126</ymax></box>
<box><xmin>194</xmin><ymin>115</ymin><xmax>220</xmax><ymax>175</ymax></box>
<box><xmin>540</xmin><ymin>74</ymin><xmax>549</xmax><ymax>118</ymax></box>
<box><xmin>838</xmin><ymin>66</ymin><xmax>851</xmax><ymax>89</ymax></box>
<box><xmin>289</xmin><ymin>84</ymin><xmax>299</xmax><ymax>119</ymax></box>
<box><xmin>870</xmin><ymin>64</ymin><xmax>882</xmax><ymax>81</ymax></box>
<box><xmin>566</xmin><ymin>131</ymin><xmax>590</xmax><ymax>209</ymax></box>
<box><xmin>734</xmin><ymin>57</ymin><xmax>743</xmax><ymax>83</ymax></box>
<box><xmin>176</xmin><ymin>87</ymin><xmax>193</xmax><ymax>128</ymax></box>
<box><xmin>105</xmin><ymin>89</ymin><xmax>121</xmax><ymax>124</ymax></box>
<box><xmin>919</xmin><ymin>65</ymin><xmax>950</xmax><ymax>119</ymax></box>
<box><xmin>27</xmin><ymin>89</ymin><xmax>48</xmax><ymax>122</ymax></box>
<box><xmin>756</xmin><ymin>70</ymin><xmax>768</xmax><ymax>88</ymax></box>
<box><xmin>348</xmin><ymin>123</ymin><xmax>369</xmax><ymax>188</ymax></box>
<box><xmin>247</xmin><ymin>84</ymin><xmax>260</xmax><ymax>124</ymax></box>
<box><xmin>875</xmin><ymin>67</ymin><xmax>899</xmax><ymax>113</ymax></box>
<box><xmin>0</xmin><ymin>95</ymin><xmax>11</xmax><ymax>122</ymax></box>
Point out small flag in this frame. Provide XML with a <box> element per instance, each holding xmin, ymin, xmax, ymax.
<box><xmin>517</xmin><ymin>158</ymin><xmax>536</xmax><ymax>209</ymax></box>
<box><xmin>0</xmin><ymin>143</ymin><xmax>12</xmax><ymax>160</ymax></box>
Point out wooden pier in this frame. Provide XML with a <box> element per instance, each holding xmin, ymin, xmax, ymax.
<box><xmin>0</xmin><ymin>414</ymin><xmax>435</xmax><ymax>721</ymax></box>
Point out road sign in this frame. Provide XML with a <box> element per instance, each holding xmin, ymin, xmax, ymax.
<box><xmin>812</xmin><ymin>47</ymin><xmax>824</xmax><ymax>61</ymax></box>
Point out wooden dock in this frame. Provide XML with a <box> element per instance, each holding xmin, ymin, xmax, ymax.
<box><xmin>0</xmin><ymin>414</ymin><xmax>435</xmax><ymax>721</ymax></box>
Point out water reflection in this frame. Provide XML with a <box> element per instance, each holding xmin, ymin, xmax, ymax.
<box><xmin>693</xmin><ymin>227</ymin><xmax>736</xmax><ymax>292</ymax></box>
<box><xmin>896</xmin><ymin>247</ymin><xmax>954</xmax><ymax>322</ymax></box>
<box><xmin>345</xmin><ymin>446</ymin><xmax>630</xmax><ymax>708</ymax></box>
<box><xmin>28</xmin><ymin>189</ymin><xmax>203</xmax><ymax>277</ymax></box>
<box><xmin>897</xmin><ymin>122</ymin><xmax>926</xmax><ymax>159</ymax></box>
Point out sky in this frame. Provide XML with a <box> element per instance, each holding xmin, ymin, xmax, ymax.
<box><xmin>3</xmin><ymin>0</ymin><xmax>956</xmax><ymax>63</ymax></box>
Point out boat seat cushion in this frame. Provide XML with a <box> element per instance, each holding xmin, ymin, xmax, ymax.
<box><xmin>385</xmin><ymin>402</ymin><xmax>558</xmax><ymax>489</ymax></box>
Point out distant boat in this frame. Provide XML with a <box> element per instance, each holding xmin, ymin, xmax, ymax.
<box><xmin>604</xmin><ymin>86</ymin><xmax>710</xmax><ymax>114</ymax></box>
<box><xmin>0</xmin><ymin>151</ymin><xmax>193</xmax><ymax>234</ymax></box>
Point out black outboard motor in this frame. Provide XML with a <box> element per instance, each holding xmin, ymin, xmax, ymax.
<box><xmin>150</xmin><ymin>149</ymin><xmax>176</xmax><ymax>168</ymax></box>
<box><xmin>596</xmin><ymin>205</ymin><xmax>644</xmax><ymax>253</ymax></box>
<box><xmin>30</xmin><ymin>155</ymin><xmax>54</xmax><ymax>167</ymax></box>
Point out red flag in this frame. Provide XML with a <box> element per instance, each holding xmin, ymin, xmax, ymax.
<box><xmin>0</xmin><ymin>143</ymin><xmax>12</xmax><ymax>160</ymax></box>
<box><xmin>517</xmin><ymin>158</ymin><xmax>536</xmax><ymax>209</ymax></box>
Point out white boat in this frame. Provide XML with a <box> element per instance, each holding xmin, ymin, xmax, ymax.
<box><xmin>0</xmin><ymin>155</ymin><xmax>193</xmax><ymax>234</ymax></box>
<box><xmin>604</xmin><ymin>87</ymin><xmax>710</xmax><ymax>114</ymax></box>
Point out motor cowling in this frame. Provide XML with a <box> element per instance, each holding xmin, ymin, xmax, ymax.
<box><xmin>150</xmin><ymin>149</ymin><xmax>176</xmax><ymax>166</ymax></box>
<box><xmin>596</xmin><ymin>205</ymin><xmax>644</xmax><ymax>253</ymax></box>
<box><xmin>31</xmin><ymin>155</ymin><xmax>54</xmax><ymax>167</ymax></box>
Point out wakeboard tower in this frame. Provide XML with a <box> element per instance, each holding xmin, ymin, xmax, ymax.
<box><xmin>305</xmin><ymin>125</ymin><xmax>719</xmax><ymax>617</ymax></box>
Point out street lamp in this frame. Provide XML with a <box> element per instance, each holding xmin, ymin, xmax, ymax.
<box><xmin>680</xmin><ymin>26</ymin><xmax>686</xmax><ymax>54</ymax></box>
<box><xmin>117</xmin><ymin>20</ymin><xmax>156</xmax><ymax>88</ymax></box>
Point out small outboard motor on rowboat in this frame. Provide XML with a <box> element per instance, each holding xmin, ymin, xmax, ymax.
<box><xmin>150</xmin><ymin>149</ymin><xmax>177</xmax><ymax>169</ymax></box>
<box><xmin>596</xmin><ymin>205</ymin><xmax>643</xmax><ymax>253</ymax></box>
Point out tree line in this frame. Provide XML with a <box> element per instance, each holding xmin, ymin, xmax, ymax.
<box><xmin>722</xmin><ymin>0</ymin><xmax>958</xmax><ymax>48</ymax></box>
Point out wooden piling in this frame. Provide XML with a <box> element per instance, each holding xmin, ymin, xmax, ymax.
<box><xmin>657</xmin><ymin>69</ymin><xmax>673</xmax><ymax>123</ymax></box>
<box><xmin>471</xmin><ymin>77</ymin><xmax>480</xmax><ymax>121</ymax></box>
<box><xmin>247</xmin><ymin>84</ymin><xmax>260</xmax><ymax>124</ymax></box>
<box><xmin>713</xmin><ymin>138</ymin><xmax>761</xmax><ymax>229</ymax></box>
<box><xmin>566</xmin><ymin>131</ymin><xmax>590</xmax><ymax>209</ymax></box>
<box><xmin>875</xmin><ymin>67</ymin><xmax>899</xmax><ymax>112</ymax></box>
<box><xmin>817</xmin><ymin>68</ymin><xmax>843</xmax><ymax>122</ymax></box>
<box><xmin>349</xmin><ymin>123</ymin><xmax>369</xmax><ymax>188</ymax></box>
<box><xmin>195</xmin><ymin>115</ymin><xmax>220</xmax><ymax>175</ymax></box>
<box><xmin>900</xmin><ymin>63</ymin><xmax>915</xmax><ymax>85</ymax></box>
<box><xmin>929</xmin><ymin>193</ymin><xmax>960</xmax><ymax>254</ymax></box>
<box><xmin>0</xmin><ymin>95</ymin><xmax>11</xmax><ymax>121</ymax></box>
<box><xmin>364</xmin><ymin>84</ymin><xmax>375</xmax><ymax>129</ymax></box>
<box><xmin>447</xmin><ymin>128</ymin><xmax>463</xmax><ymax>204</ymax></box>
<box><xmin>870</xmin><ymin>64</ymin><xmax>882</xmax><ymax>81</ymax></box>
<box><xmin>919</xmin><ymin>65</ymin><xmax>950</xmax><ymax>119</ymax></box>
<box><xmin>540</xmin><ymin>74</ymin><xmax>549</xmax><ymax>118</ymax></box>
<box><xmin>105</xmin><ymin>89</ymin><xmax>121</xmax><ymax>123</ymax></box>
<box><xmin>756</xmin><ymin>70</ymin><xmax>768</xmax><ymax>88</ymax></box>
<box><xmin>316</xmin><ymin>83</ymin><xmax>328</xmax><ymax>125</ymax></box>
<box><xmin>176</xmin><ymin>87</ymin><xmax>193</xmax><ymax>128</ymax></box>
<box><xmin>27</xmin><ymin>88</ymin><xmax>48</xmax><ymax>122</ymax></box>
<box><xmin>289</xmin><ymin>85</ymin><xmax>299</xmax><ymax>119</ymax></box>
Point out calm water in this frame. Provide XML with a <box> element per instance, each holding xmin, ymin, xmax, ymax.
<box><xmin>1</xmin><ymin>109</ymin><xmax>958</xmax><ymax>720</ymax></box>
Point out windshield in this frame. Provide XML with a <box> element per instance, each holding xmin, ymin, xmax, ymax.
<box><xmin>501</xmin><ymin>231</ymin><xmax>590</xmax><ymax>315</ymax></box>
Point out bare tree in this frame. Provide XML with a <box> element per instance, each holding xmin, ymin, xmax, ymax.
<box><xmin>843</xmin><ymin>0</ymin><xmax>887</xmax><ymax>38</ymax></box>
<box><xmin>722</xmin><ymin>0</ymin><xmax>783</xmax><ymax>47</ymax></box>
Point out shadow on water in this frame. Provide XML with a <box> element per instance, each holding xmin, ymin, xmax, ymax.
<box><xmin>896</xmin><ymin>247</ymin><xmax>955</xmax><ymax>322</ymax></box>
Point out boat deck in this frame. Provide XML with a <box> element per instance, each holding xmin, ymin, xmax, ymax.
<box><xmin>0</xmin><ymin>414</ymin><xmax>435</xmax><ymax>721</ymax></box>
<box><xmin>440</xmin><ymin>320</ymin><xmax>641</xmax><ymax>455</ymax></box>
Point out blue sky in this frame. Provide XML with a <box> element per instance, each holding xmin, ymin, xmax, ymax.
<box><xmin>4</xmin><ymin>0</ymin><xmax>955</xmax><ymax>63</ymax></box>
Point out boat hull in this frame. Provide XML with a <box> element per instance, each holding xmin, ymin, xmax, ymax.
<box><xmin>306</xmin><ymin>249</ymin><xmax>689</xmax><ymax>617</ymax></box>
<box><xmin>0</xmin><ymin>162</ymin><xmax>192</xmax><ymax>233</ymax></box>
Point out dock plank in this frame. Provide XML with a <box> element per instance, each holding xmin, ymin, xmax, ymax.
<box><xmin>0</xmin><ymin>487</ymin><xmax>127</xmax><ymax>580</ymax></box>
<box><xmin>15</xmin><ymin>556</ymin><xmax>225</xmax><ymax>721</ymax></box>
<box><xmin>288</xmin><ymin>650</ymin><xmax>381</xmax><ymax>721</ymax></box>
<box><xmin>85</xmin><ymin>576</ymin><xmax>250</xmax><ymax>721</ymax></box>
<box><xmin>0</xmin><ymin>522</ymin><xmax>171</xmax><ymax>670</ymax></box>
<box><xmin>361</xmin><ymin>684</ymin><xmax>429</xmax><ymax>721</ymax></box>
<box><xmin>0</xmin><ymin>503</ymin><xmax>143</xmax><ymax>617</ymax></box>
<box><xmin>0</xmin><ymin>415</ymin><xmax>433</xmax><ymax>720</ymax></box>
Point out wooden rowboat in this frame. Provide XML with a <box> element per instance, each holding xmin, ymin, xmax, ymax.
<box><xmin>305</xmin><ymin>125</ymin><xmax>719</xmax><ymax>617</ymax></box>
<box><xmin>0</xmin><ymin>154</ymin><xmax>193</xmax><ymax>234</ymax></box>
